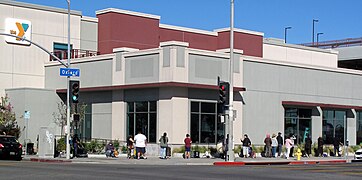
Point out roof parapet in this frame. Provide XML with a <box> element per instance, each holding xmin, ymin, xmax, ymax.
<box><xmin>96</xmin><ymin>8</ymin><xmax>160</xmax><ymax>20</ymax></box>
<box><xmin>160</xmin><ymin>41</ymin><xmax>189</xmax><ymax>48</ymax></box>
<box><xmin>214</xmin><ymin>27</ymin><xmax>264</xmax><ymax>36</ymax></box>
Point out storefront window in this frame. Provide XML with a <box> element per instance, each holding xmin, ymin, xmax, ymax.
<box><xmin>127</xmin><ymin>101</ymin><xmax>157</xmax><ymax>143</ymax></box>
<box><xmin>53</xmin><ymin>42</ymin><xmax>72</xmax><ymax>60</ymax></box>
<box><xmin>357</xmin><ymin>112</ymin><xmax>362</xmax><ymax>145</ymax></box>
<box><xmin>322</xmin><ymin>110</ymin><xmax>346</xmax><ymax>144</ymax></box>
<box><xmin>284</xmin><ymin>108</ymin><xmax>312</xmax><ymax>144</ymax></box>
<box><xmin>81</xmin><ymin>103</ymin><xmax>92</xmax><ymax>141</ymax></box>
<box><xmin>190</xmin><ymin>101</ymin><xmax>223</xmax><ymax>144</ymax></box>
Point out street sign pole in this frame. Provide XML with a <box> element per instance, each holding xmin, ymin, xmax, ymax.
<box><xmin>227</xmin><ymin>0</ymin><xmax>235</xmax><ymax>162</ymax></box>
<box><xmin>66</xmin><ymin>0</ymin><xmax>71</xmax><ymax>160</ymax></box>
<box><xmin>24</xmin><ymin>111</ymin><xmax>30</xmax><ymax>156</ymax></box>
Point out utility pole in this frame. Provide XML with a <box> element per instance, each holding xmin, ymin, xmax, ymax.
<box><xmin>227</xmin><ymin>0</ymin><xmax>235</xmax><ymax>162</ymax></box>
<box><xmin>65</xmin><ymin>0</ymin><xmax>71</xmax><ymax>160</ymax></box>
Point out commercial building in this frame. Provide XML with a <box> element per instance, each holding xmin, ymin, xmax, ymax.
<box><xmin>2</xmin><ymin>1</ymin><xmax>362</xmax><ymax>154</ymax></box>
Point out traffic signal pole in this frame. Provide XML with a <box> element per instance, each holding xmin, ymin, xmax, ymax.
<box><xmin>227</xmin><ymin>0</ymin><xmax>235</xmax><ymax>162</ymax></box>
<box><xmin>66</xmin><ymin>0</ymin><xmax>71</xmax><ymax>160</ymax></box>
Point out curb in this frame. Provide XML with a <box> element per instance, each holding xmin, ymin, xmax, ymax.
<box><xmin>30</xmin><ymin>158</ymin><xmax>72</xmax><ymax>163</ymax></box>
<box><xmin>289</xmin><ymin>160</ymin><xmax>347</xmax><ymax>165</ymax></box>
<box><xmin>214</xmin><ymin>160</ymin><xmax>347</xmax><ymax>166</ymax></box>
<box><xmin>245</xmin><ymin>161</ymin><xmax>290</xmax><ymax>165</ymax></box>
<box><xmin>214</xmin><ymin>162</ymin><xmax>246</xmax><ymax>166</ymax></box>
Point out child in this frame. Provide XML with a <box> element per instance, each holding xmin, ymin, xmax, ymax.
<box><xmin>184</xmin><ymin>134</ymin><xmax>192</xmax><ymax>159</ymax></box>
<box><xmin>127</xmin><ymin>135</ymin><xmax>134</xmax><ymax>159</ymax></box>
<box><xmin>249</xmin><ymin>146</ymin><xmax>256</xmax><ymax>158</ymax></box>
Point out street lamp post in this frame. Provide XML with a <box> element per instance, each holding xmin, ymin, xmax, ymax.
<box><xmin>65</xmin><ymin>0</ymin><xmax>71</xmax><ymax>160</ymax></box>
<box><xmin>226</xmin><ymin>0</ymin><xmax>235</xmax><ymax>162</ymax></box>
<box><xmin>312</xmin><ymin>19</ymin><xmax>319</xmax><ymax>45</ymax></box>
<box><xmin>284</xmin><ymin>27</ymin><xmax>292</xmax><ymax>43</ymax></box>
<box><xmin>316</xmin><ymin>32</ymin><xmax>323</xmax><ymax>46</ymax></box>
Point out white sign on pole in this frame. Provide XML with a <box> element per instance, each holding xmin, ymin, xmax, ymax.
<box><xmin>5</xmin><ymin>18</ymin><xmax>32</xmax><ymax>45</ymax></box>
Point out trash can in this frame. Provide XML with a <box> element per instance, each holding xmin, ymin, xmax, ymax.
<box><xmin>192</xmin><ymin>151</ymin><xmax>200</xmax><ymax>158</ymax></box>
<box><xmin>26</xmin><ymin>143</ymin><xmax>34</xmax><ymax>155</ymax></box>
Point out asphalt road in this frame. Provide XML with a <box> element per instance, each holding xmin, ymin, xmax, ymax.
<box><xmin>0</xmin><ymin>160</ymin><xmax>362</xmax><ymax>180</ymax></box>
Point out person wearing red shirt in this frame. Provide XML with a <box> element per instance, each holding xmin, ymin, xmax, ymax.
<box><xmin>184</xmin><ymin>134</ymin><xmax>192</xmax><ymax>159</ymax></box>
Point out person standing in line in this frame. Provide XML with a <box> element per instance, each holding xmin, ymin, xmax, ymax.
<box><xmin>317</xmin><ymin>136</ymin><xmax>323</xmax><ymax>157</ymax></box>
<box><xmin>271</xmin><ymin>134</ymin><xmax>278</xmax><ymax>158</ymax></box>
<box><xmin>285</xmin><ymin>136</ymin><xmax>294</xmax><ymax>159</ymax></box>
<box><xmin>134</xmin><ymin>131</ymin><xmax>147</xmax><ymax>160</ymax></box>
<box><xmin>184</xmin><ymin>134</ymin><xmax>192</xmax><ymax>159</ymax></box>
<box><xmin>222</xmin><ymin>134</ymin><xmax>229</xmax><ymax>160</ymax></box>
<box><xmin>240</xmin><ymin>134</ymin><xmax>251</xmax><ymax>158</ymax></box>
<box><xmin>159</xmin><ymin>132</ymin><xmax>169</xmax><ymax>159</ymax></box>
<box><xmin>290</xmin><ymin>134</ymin><xmax>296</xmax><ymax>157</ymax></box>
<box><xmin>304</xmin><ymin>134</ymin><xmax>312</xmax><ymax>158</ymax></box>
<box><xmin>276</xmin><ymin>132</ymin><xmax>283</xmax><ymax>157</ymax></box>
<box><xmin>72</xmin><ymin>134</ymin><xmax>80</xmax><ymax>159</ymax></box>
<box><xmin>264</xmin><ymin>134</ymin><xmax>272</xmax><ymax>158</ymax></box>
<box><xmin>127</xmin><ymin>135</ymin><xmax>134</xmax><ymax>159</ymax></box>
<box><xmin>333</xmin><ymin>136</ymin><xmax>342</xmax><ymax>157</ymax></box>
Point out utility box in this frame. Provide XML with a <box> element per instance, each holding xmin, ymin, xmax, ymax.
<box><xmin>38</xmin><ymin>127</ymin><xmax>54</xmax><ymax>158</ymax></box>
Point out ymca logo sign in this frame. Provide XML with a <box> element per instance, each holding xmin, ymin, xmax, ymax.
<box><xmin>5</xmin><ymin>18</ymin><xmax>32</xmax><ymax>45</ymax></box>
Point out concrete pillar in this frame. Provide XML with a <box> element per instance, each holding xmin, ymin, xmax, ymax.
<box><xmin>347</xmin><ymin>109</ymin><xmax>357</xmax><ymax>146</ymax></box>
<box><xmin>111</xmin><ymin>101</ymin><xmax>125</xmax><ymax>140</ymax></box>
<box><xmin>158</xmin><ymin>87</ymin><xmax>188</xmax><ymax>144</ymax></box>
<box><xmin>312</xmin><ymin>106</ymin><xmax>323</xmax><ymax>143</ymax></box>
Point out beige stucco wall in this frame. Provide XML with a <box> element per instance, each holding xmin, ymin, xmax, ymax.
<box><xmin>263</xmin><ymin>42</ymin><xmax>338</xmax><ymax>68</ymax></box>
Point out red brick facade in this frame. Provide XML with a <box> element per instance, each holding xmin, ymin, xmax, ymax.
<box><xmin>97</xmin><ymin>10</ymin><xmax>263</xmax><ymax>57</ymax></box>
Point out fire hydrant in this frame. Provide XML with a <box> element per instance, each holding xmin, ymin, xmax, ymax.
<box><xmin>296</xmin><ymin>148</ymin><xmax>302</xmax><ymax>161</ymax></box>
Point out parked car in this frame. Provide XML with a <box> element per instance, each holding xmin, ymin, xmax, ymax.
<box><xmin>0</xmin><ymin>135</ymin><xmax>22</xmax><ymax>160</ymax></box>
<box><xmin>354</xmin><ymin>148</ymin><xmax>362</xmax><ymax>160</ymax></box>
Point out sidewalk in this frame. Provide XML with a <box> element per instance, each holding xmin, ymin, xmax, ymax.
<box><xmin>23</xmin><ymin>154</ymin><xmax>355</xmax><ymax>166</ymax></box>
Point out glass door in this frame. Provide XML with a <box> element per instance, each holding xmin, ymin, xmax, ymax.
<box><xmin>298</xmin><ymin>119</ymin><xmax>311</xmax><ymax>144</ymax></box>
<box><xmin>284</xmin><ymin>108</ymin><xmax>312</xmax><ymax>144</ymax></box>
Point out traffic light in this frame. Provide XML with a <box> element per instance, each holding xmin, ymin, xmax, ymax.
<box><xmin>218</xmin><ymin>81</ymin><xmax>230</xmax><ymax>114</ymax></box>
<box><xmin>218</xmin><ymin>81</ymin><xmax>230</xmax><ymax>105</ymax></box>
<box><xmin>69</xmin><ymin>80</ymin><xmax>80</xmax><ymax>104</ymax></box>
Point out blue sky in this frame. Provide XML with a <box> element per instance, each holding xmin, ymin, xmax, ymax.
<box><xmin>16</xmin><ymin>0</ymin><xmax>362</xmax><ymax>44</ymax></box>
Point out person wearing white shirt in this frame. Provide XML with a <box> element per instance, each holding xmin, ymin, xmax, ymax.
<box><xmin>271</xmin><ymin>134</ymin><xmax>278</xmax><ymax>158</ymax></box>
<box><xmin>134</xmin><ymin>131</ymin><xmax>147</xmax><ymax>160</ymax></box>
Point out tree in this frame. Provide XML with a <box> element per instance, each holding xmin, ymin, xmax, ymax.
<box><xmin>52</xmin><ymin>102</ymin><xmax>67</xmax><ymax>136</ymax></box>
<box><xmin>75</xmin><ymin>103</ymin><xmax>87</xmax><ymax>136</ymax></box>
<box><xmin>0</xmin><ymin>95</ymin><xmax>21</xmax><ymax>138</ymax></box>
<box><xmin>52</xmin><ymin>102</ymin><xmax>87</xmax><ymax>137</ymax></box>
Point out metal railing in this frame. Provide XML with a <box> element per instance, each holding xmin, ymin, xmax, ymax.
<box><xmin>50</xmin><ymin>49</ymin><xmax>99</xmax><ymax>61</ymax></box>
<box><xmin>300</xmin><ymin>37</ymin><xmax>362</xmax><ymax>49</ymax></box>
